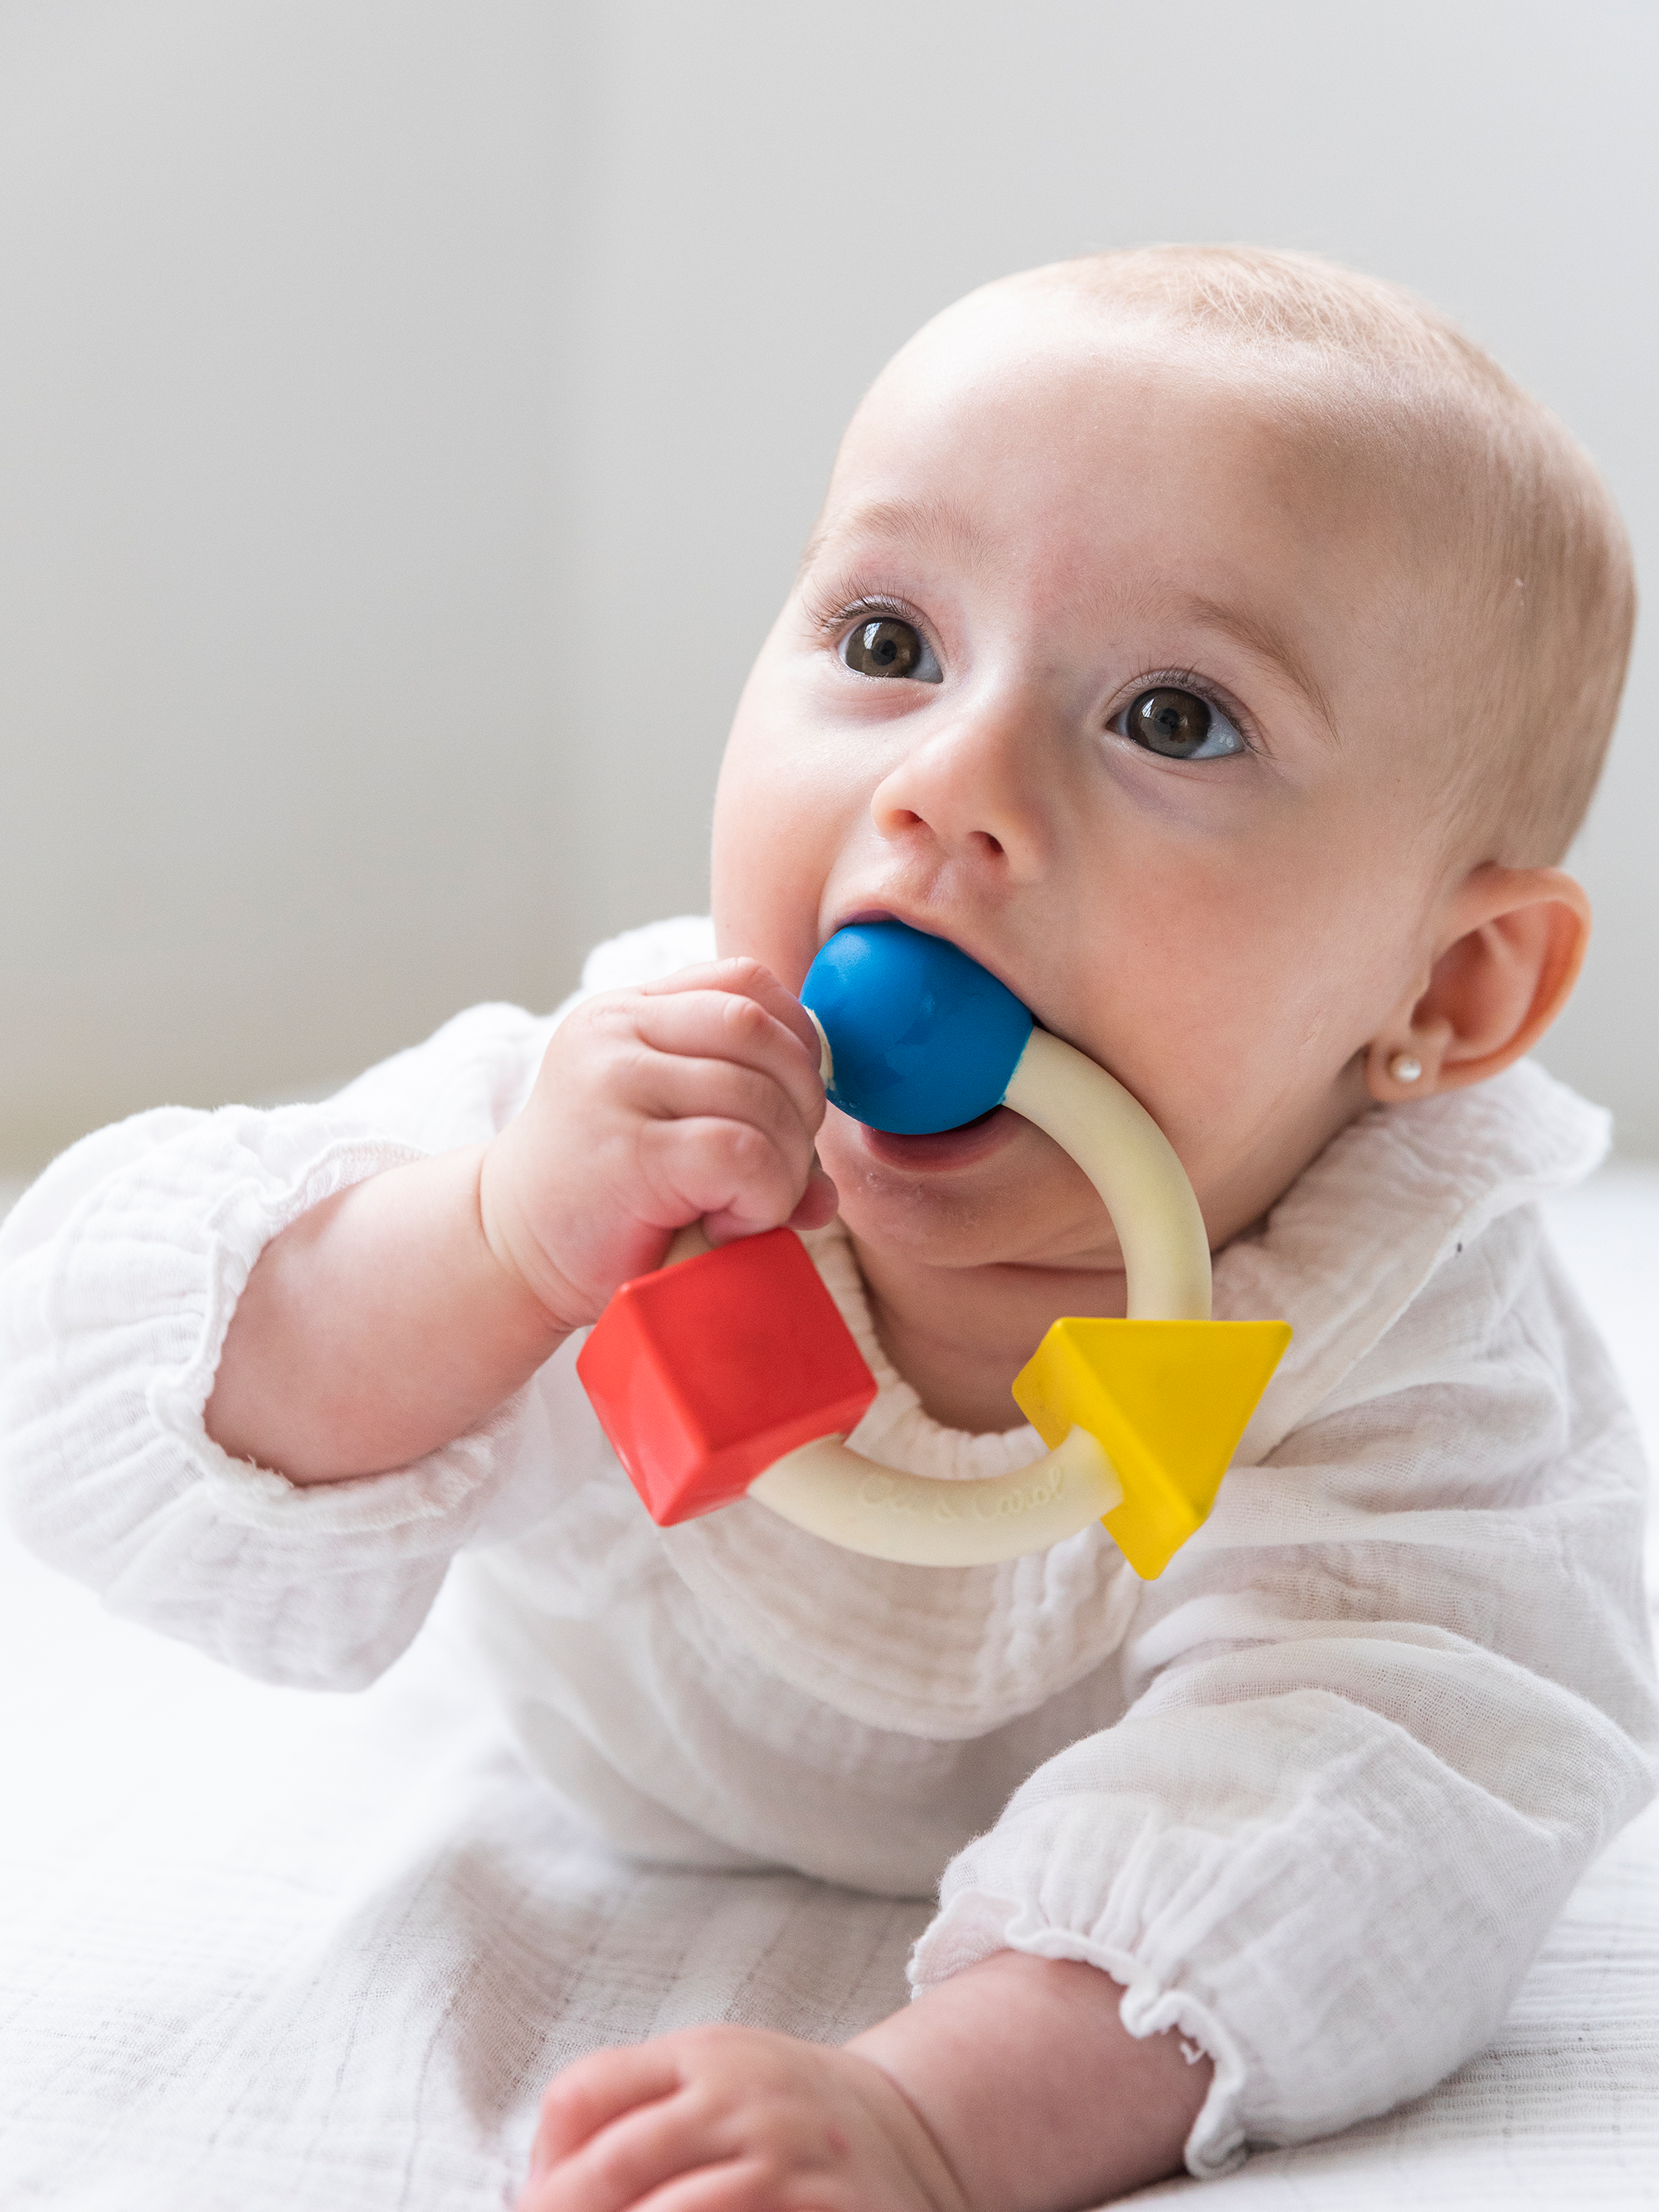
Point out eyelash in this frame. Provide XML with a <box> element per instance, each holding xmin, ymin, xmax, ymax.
<box><xmin>805</xmin><ymin>579</ymin><xmax>932</xmax><ymax>635</ymax></box>
<box><xmin>1112</xmin><ymin>667</ymin><xmax>1261</xmax><ymax>757</ymax></box>
<box><xmin>805</xmin><ymin>590</ymin><xmax>1262</xmax><ymax>756</ymax></box>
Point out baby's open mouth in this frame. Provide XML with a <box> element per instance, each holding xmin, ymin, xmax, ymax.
<box><xmin>857</xmin><ymin>1103</ymin><xmax>1019</xmax><ymax>1172</ymax></box>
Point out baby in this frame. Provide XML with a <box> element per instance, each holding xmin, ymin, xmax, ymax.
<box><xmin>2</xmin><ymin>246</ymin><xmax>1655</xmax><ymax>2210</ymax></box>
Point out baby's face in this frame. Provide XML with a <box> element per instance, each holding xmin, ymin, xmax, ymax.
<box><xmin>713</xmin><ymin>289</ymin><xmax>1462</xmax><ymax>1284</ymax></box>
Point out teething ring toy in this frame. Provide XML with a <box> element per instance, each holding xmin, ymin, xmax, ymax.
<box><xmin>577</xmin><ymin>921</ymin><xmax>1290</xmax><ymax>1578</ymax></box>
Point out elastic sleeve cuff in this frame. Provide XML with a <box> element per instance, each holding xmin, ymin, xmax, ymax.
<box><xmin>145</xmin><ymin>1124</ymin><xmax>484</xmax><ymax>1533</ymax></box>
<box><xmin>2</xmin><ymin>1106</ymin><xmax>547</xmax><ymax>1688</ymax></box>
<box><xmin>909</xmin><ymin>1889</ymin><xmax>1249</xmax><ymax>2179</ymax></box>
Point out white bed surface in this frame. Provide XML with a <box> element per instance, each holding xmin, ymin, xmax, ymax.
<box><xmin>2</xmin><ymin>1167</ymin><xmax>1656</xmax><ymax>2210</ymax></box>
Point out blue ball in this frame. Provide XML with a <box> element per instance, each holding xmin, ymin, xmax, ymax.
<box><xmin>800</xmin><ymin>921</ymin><xmax>1034</xmax><ymax>1135</ymax></box>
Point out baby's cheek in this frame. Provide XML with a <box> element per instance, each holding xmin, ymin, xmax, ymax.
<box><xmin>710</xmin><ymin>775</ymin><xmax>831</xmax><ymax>989</ymax></box>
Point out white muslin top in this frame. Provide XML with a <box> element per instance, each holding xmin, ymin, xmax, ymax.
<box><xmin>2</xmin><ymin>916</ymin><xmax>1654</xmax><ymax>2177</ymax></box>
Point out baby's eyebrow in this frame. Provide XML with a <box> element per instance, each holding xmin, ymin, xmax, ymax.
<box><xmin>1183</xmin><ymin>594</ymin><xmax>1340</xmax><ymax>746</ymax></box>
<box><xmin>797</xmin><ymin>493</ymin><xmax>994</xmax><ymax>582</ymax></box>
<box><xmin>802</xmin><ymin>501</ymin><xmax>1341</xmax><ymax>746</ymax></box>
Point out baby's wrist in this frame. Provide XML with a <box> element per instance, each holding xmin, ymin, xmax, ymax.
<box><xmin>474</xmin><ymin>1130</ymin><xmax>599</xmax><ymax>1340</ymax></box>
<box><xmin>830</xmin><ymin>2047</ymin><xmax>974</xmax><ymax>2212</ymax></box>
<box><xmin>849</xmin><ymin>1952</ymin><xmax>1207</xmax><ymax>2212</ymax></box>
<box><xmin>207</xmin><ymin>1141</ymin><xmax>574</xmax><ymax>1483</ymax></box>
<box><xmin>366</xmin><ymin>1142</ymin><xmax>575</xmax><ymax>1383</ymax></box>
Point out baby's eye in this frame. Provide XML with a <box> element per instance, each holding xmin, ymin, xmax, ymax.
<box><xmin>1120</xmin><ymin>686</ymin><xmax>1245</xmax><ymax>761</ymax></box>
<box><xmin>841</xmin><ymin>617</ymin><xmax>942</xmax><ymax>683</ymax></box>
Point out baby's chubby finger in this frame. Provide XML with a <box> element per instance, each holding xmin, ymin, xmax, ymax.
<box><xmin>637</xmin><ymin>1114</ymin><xmax>818</xmax><ymax>1245</ymax></box>
<box><xmin>621</xmin><ymin>1018</ymin><xmax>825</xmax><ymax>1158</ymax></box>
<box><xmin>637</xmin><ymin>956</ymin><xmax>825</xmax><ymax>1077</ymax></box>
<box><xmin>523</xmin><ymin>2094</ymin><xmax>725</xmax><ymax>2212</ymax></box>
<box><xmin>787</xmin><ymin>1164</ymin><xmax>840</xmax><ymax>1235</ymax></box>
<box><xmin>628</xmin><ymin>970</ymin><xmax>826</xmax><ymax>1135</ymax></box>
<box><xmin>521</xmin><ymin>2044</ymin><xmax>684</xmax><ymax>2195</ymax></box>
<box><xmin>520</xmin><ymin>2044</ymin><xmax>747</xmax><ymax>2212</ymax></box>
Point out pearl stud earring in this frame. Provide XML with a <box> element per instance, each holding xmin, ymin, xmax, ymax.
<box><xmin>1388</xmin><ymin>1052</ymin><xmax>1423</xmax><ymax>1085</ymax></box>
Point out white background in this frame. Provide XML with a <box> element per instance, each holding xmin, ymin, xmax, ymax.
<box><xmin>2</xmin><ymin>0</ymin><xmax>1653</xmax><ymax>1168</ymax></box>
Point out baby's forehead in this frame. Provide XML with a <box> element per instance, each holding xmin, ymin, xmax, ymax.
<box><xmin>849</xmin><ymin>284</ymin><xmax>1424</xmax><ymax>503</ymax></box>
<box><xmin>821</xmin><ymin>299</ymin><xmax>1443</xmax><ymax>621</ymax></box>
<box><xmin>811</xmin><ymin>299</ymin><xmax>1511</xmax><ymax>797</ymax></box>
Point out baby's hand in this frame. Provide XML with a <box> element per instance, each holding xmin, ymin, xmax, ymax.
<box><xmin>517</xmin><ymin>1958</ymin><xmax>1205</xmax><ymax>2212</ymax></box>
<box><xmin>516</xmin><ymin>2025</ymin><xmax>969</xmax><ymax>2212</ymax></box>
<box><xmin>481</xmin><ymin>959</ymin><xmax>837</xmax><ymax>1334</ymax></box>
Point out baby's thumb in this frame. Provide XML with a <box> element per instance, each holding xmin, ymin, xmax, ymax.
<box><xmin>787</xmin><ymin>1163</ymin><xmax>839</xmax><ymax>1233</ymax></box>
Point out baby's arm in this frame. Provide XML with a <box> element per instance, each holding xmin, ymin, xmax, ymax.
<box><xmin>518</xmin><ymin>1202</ymin><xmax>1657</xmax><ymax>2204</ymax></box>
<box><xmin>207</xmin><ymin>960</ymin><xmax>834</xmax><ymax>1481</ymax></box>
<box><xmin>0</xmin><ymin>941</ymin><xmax>831</xmax><ymax>1685</ymax></box>
<box><xmin>520</xmin><ymin>1951</ymin><xmax>1206</xmax><ymax>2212</ymax></box>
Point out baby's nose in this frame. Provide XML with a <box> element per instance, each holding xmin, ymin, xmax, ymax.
<box><xmin>868</xmin><ymin>706</ymin><xmax>1049</xmax><ymax>878</ymax></box>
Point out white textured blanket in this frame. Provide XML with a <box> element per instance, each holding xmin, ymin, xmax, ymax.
<box><xmin>2</xmin><ymin>1171</ymin><xmax>1656</xmax><ymax>2210</ymax></box>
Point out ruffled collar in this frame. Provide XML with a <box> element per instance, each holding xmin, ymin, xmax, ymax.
<box><xmin>1218</xmin><ymin>1057</ymin><xmax>1607</xmax><ymax>1462</ymax></box>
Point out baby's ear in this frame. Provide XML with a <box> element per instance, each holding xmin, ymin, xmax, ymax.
<box><xmin>1366</xmin><ymin>865</ymin><xmax>1592</xmax><ymax>1101</ymax></box>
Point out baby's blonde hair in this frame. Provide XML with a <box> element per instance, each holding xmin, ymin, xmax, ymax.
<box><xmin>1028</xmin><ymin>246</ymin><xmax>1635</xmax><ymax>868</ymax></box>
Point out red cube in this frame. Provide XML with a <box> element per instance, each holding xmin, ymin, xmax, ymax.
<box><xmin>577</xmin><ymin>1227</ymin><xmax>878</xmax><ymax>1526</ymax></box>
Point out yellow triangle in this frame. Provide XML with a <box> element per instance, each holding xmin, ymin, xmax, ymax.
<box><xmin>1012</xmin><ymin>1318</ymin><xmax>1291</xmax><ymax>1581</ymax></box>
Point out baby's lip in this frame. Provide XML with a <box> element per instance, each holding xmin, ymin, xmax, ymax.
<box><xmin>854</xmin><ymin>1103</ymin><xmax>1021</xmax><ymax>1174</ymax></box>
<box><xmin>821</xmin><ymin>904</ymin><xmax>1034</xmax><ymax>1011</ymax></box>
<box><xmin>828</xmin><ymin>903</ymin><xmax>902</xmax><ymax>934</ymax></box>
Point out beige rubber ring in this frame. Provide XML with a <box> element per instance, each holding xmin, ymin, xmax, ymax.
<box><xmin>747</xmin><ymin>1424</ymin><xmax>1122</xmax><ymax>1567</ymax></box>
<box><xmin>663</xmin><ymin>1028</ymin><xmax>1212</xmax><ymax>1565</ymax></box>
<box><xmin>1002</xmin><ymin>1029</ymin><xmax>1211</xmax><ymax>1322</ymax></box>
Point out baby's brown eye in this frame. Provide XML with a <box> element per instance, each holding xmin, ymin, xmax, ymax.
<box><xmin>841</xmin><ymin>617</ymin><xmax>941</xmax><ymax>683</ymax></box>
<box><xmin>1122</xmin><ymin>686</ymin><xmax>1243</xmax><ymax>761</ymax></box>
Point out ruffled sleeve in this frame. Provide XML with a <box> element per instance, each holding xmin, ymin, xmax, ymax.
<box><xmin>0</xmin><ymin>1004</ymin><xmax>564</xmax><ymax>1688</ymax></box>
<box><xmin>909</xmin><ymin>1198</ymin><xmax>1659</xmax><ymax>2173</ymax></box>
